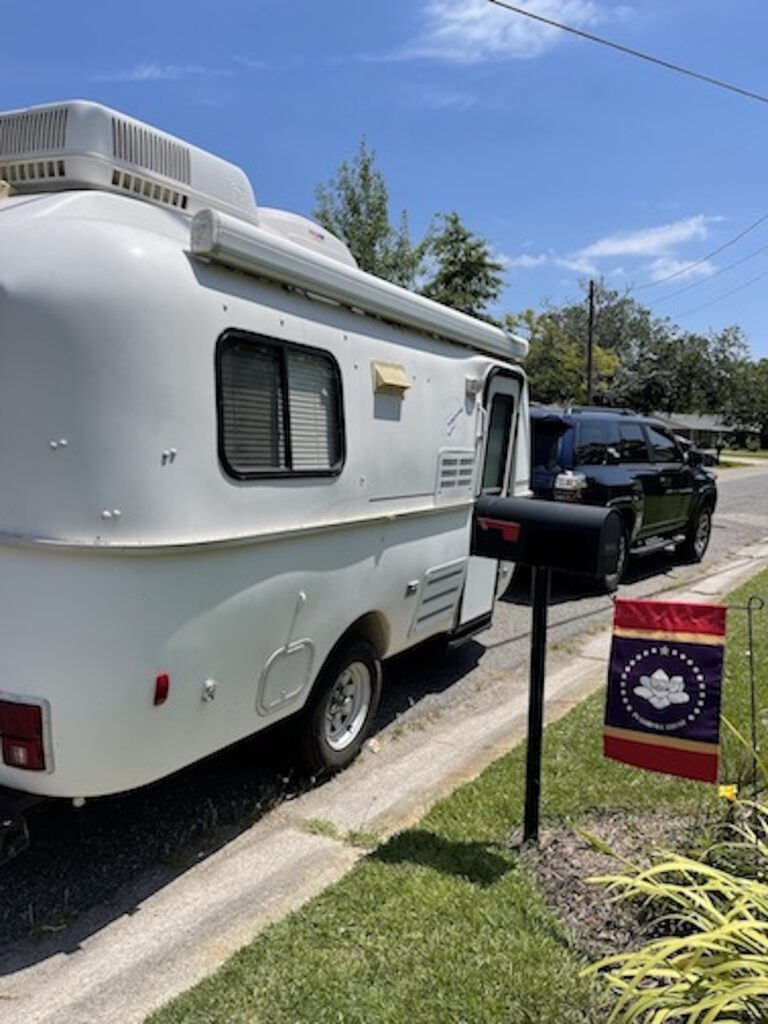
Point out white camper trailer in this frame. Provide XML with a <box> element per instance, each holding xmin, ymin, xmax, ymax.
<box><xmin>0</xmin><ymin>101</ymin><xmax>529</xmax><ymax>816</ymax></box>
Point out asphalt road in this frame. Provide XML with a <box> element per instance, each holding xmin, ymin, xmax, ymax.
<box><xmin>1</xmin><ymin>465</ymin><xmax>767</xmax><ymax>957</ymax></box>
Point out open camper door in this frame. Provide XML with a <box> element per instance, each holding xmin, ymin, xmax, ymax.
<box><xmin>457</xmin><ymin>370</ymin><xmax>523</xmax><ymax>631</ymax></box>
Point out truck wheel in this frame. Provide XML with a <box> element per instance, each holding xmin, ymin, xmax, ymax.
<box><xmin>299</xmin><ymin>636</ymin><xmax>382</xmax><ymax>775</ymax></box>
<box><xmin>678</xmin><ymin>505</ymin><xmax>713</xmax><ymax>563</ymax></box>
<box><xmin>599</xmin><ymin>527</ymin><xmax>629</xmax><ymax>594</ymax></box>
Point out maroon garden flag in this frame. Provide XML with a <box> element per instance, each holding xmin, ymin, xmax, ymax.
<box><xmin>604</xmin><ymin>598</ymin><xmax>727</xmax><ymax>783</ymax></box>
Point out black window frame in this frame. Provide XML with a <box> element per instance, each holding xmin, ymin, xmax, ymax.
<box><xmin>481</xmin><ymin>392</ymin><xmax>516</xmax><ymax>494</ymax></box>
<box><xmin>216</xmin><ymin>328</ymin><xmax>346</xmax><ymax>481</ymax></box>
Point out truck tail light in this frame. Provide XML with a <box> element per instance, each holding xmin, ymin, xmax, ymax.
<box><xmin>0</xmin><ymin>701</ymin><xmax>46</xmax><ymax>771</ymax></box>
<box><xmin>554</xmin><ymin>470</ymin><xmax>587</xmax><ymax>502</ymax></box>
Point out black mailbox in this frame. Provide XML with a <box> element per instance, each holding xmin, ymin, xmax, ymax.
<box><xmin>472</xmin><ymin>496</ymin><xmax>622</xmax><ymax>580</ymax></box>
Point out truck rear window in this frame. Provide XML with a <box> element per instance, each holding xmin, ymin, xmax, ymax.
<box><xmin>575</xmin><ymin>420</ymin><xmax>620</xmax><ymax>465</ymax></box>
<box><xmin>532</xmin><ymin>420</ymin><xmax>566</xmax><ymax>470</ymax></box>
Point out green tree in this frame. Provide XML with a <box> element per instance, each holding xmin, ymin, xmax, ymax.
<box><xmin>550</xmin><ymin>281</ymin><xmax>666</xmax><ymax>361</ymax></box>
<box><xmin>724</xmin><ymin>357</ymin><xmax>768</xmax><ymax>446</ymax></box>
<box><xmin>509</xmin><ymin>307</ymin><xmax>619</xmax><ymax>405</ymax></box>
<box><xmin>313</xmin><ymin>138</ymin><xmax>422</xmax><ymax>287</ymax></box>
<box><xmin>420</xmin><ymin>212</ymin><xmax>505</xmax><ymax>320</ymax></box>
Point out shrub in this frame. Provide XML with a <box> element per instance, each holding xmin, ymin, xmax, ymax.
<box><xmin>584</xmin><ymin>801</ymin><xmax>768</xmax><ymax>1022</ymax></box>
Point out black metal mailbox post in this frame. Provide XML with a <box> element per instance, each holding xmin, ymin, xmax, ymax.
<box><xmin>472</xmin><ymin>497</ymin><xmax>623</xmax><ymax>845</ymax></box>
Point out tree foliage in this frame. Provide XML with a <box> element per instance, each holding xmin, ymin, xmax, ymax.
<box><xmin>515</xmin><ymin>282</ymin><xmax>756</xmax><ymax>420</ymax></box>
<box><xmin>313</xmin><ymin>138</ymin><xmax>423</xmax><ymax>288</ymax></box>
<box><xmin>314</xmin><ymin>144</ymin><xmax>504</xmax><ymax>319</ymax></box>
<box><xmin>508</xmin><ymin>307</ymin><xmax>618</xmax><ymax>405</ymax></box>
<box><xmin>420</xmin><ymin>212</ymin><xmax>505</xmax><ymax>320</ymax></box>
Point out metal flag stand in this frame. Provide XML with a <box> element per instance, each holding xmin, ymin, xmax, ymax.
<box><xmin>729</xmin><ymin>595</ymin><xmax>766</xmax><ymax>798</ymax></box>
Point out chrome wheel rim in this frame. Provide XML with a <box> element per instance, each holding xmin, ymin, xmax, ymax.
<box><xmin>324</xmin><ymin>662</ymin><xmax>372</xmax><ymax>752</ymax></box>
<box><xmin>694</xmin><ymin>511</ymin><xmax>711</xmax><ymax>558</ymax></box>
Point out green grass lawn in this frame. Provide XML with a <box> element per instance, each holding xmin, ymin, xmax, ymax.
<box><xmin>148</xmin><ymin>570</ymin><xmax>768</xmax><ymax>1024</ymax></box>
<box><xmin>722</xmin><ymin>448</ymin><xmax>768</xmax><ymax>459</ymax></box>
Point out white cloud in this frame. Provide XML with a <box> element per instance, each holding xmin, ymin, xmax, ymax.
<box><xmin>400</xmin><ymin>0</ymin><xmax>606</xmax><ymax>64</ymax></box>
<box><xmin>554</xmin><ymin>254</ymin><xmax>600</xmax><ymax>276</ymax></box>
<box><xmin>95</xmin><ymin>62</ymin><xmax>232</xmax><ymax>82</ymax></box>
<box><xmin>578</xmin><ymin>215</ymin><xmax>716</xmax><ymax>260</ymax></box>
<box><xmin>646</xmin><ymin>256</ymin><xmax>717</xmax><ymax>283</ymax></box>
<box><xmin>506</xmin><ymin>252</ymin><xmax>549</xmax><ymax>268</ymax></box>
<box><xmin>502</xmin><ymin>214</ymin><xmax>721</xmax><ymax>282</ymax></box>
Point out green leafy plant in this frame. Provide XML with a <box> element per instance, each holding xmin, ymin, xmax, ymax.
<box><xmin>585</xmin><ymin>801</ymin><xmax>768</xmax><ymax>1022</ymax></box>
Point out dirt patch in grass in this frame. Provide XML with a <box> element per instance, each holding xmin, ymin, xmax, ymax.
<box><xmin>521</xmin><ymin>811</ymin><xmax>695</xmax><ymax>959</ymax></box>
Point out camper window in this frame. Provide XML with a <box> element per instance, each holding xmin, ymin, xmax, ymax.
<box><xmin>481</xmin><ymin>393</ymin><xmax>514</xmax><ymax>494</ymax></box>
<box><xmin>217</xmin><ymin>331</ymin><xmax>344</xmax><ymax>479</ymax></box>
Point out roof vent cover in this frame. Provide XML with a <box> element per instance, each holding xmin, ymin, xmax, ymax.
<box><xmin>111</xmin><ymin>117</ymin><xmax>191</xmax><ymax>184</ymax></box>
<box><xmin>0</xmin><ymin>105</ymin><xmax>68</xmax><ymax>155</ymax></box>
<box><xmin>0</xmin><ymin>100</ymin><xmax>257</xmax><ymax>222</ymax></box>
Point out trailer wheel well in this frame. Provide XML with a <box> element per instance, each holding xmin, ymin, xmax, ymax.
<box><xmin>344</xmin><ymin>612</ymin><xmax>390</xmax><ymax>660</ymax></box>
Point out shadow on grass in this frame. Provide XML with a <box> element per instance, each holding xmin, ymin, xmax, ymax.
<box><xmin>372</xmin><ymin>829</ymin><xmax>513</xmax><ymax>888</ymax></box>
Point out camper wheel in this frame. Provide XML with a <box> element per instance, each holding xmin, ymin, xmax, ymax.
<box><xmin>299</xmin><ymin>636</ymin><xmax>382</xmax><ymax>775</ymax></box>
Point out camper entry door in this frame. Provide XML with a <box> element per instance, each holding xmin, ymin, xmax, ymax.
<box><xmin>458</xmin><ymin>370</ymin><xmax>522</xmax><ymax>627</ymax></box>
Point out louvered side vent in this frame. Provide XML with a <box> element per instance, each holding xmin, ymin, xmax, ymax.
<box><xmin>436</xmin><ymin>448</ymin><xmax>476</xmax><ymax>501</ymax></box>
<box><xmin>110</xmin><ymin>168</ymin><xmax>189</xmax><ymax>210</ymax></box>
<box><xmin>112</xmin><ymin>118</ymin><xmax>191</xmax><ymax>184</ymax></box>
<box><xmin>0</xmin><ymin>159</ymin><xmax>66</xmax><ymax>184</ymax></box>
<box><xmin>0</xmin><ymin>106</ymin><xmax>68</xmax><ymax>155</ymax></box>
<box><xmin>409</xmin><ymin>559</ymin><xmax>467</xmax><ymax>636</ymax></box>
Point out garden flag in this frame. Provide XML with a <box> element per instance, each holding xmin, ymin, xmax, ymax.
<box><xmin>603</xmin><ymin>598</ymin><xmax>727</xmax><ymax>783</ymax></box>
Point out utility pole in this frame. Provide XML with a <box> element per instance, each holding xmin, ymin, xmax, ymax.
<box><xmin>586</xmin><ymin>279</ymin><xmax>595</xmax><ymax>405</ymax></box>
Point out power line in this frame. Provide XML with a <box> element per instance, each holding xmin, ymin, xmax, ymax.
<box><xmin>669</xmin><ymin>270</ymin><xmax>768</xmax><ymax>320</ymax></box>
<box><xmin>651</xmin><ymin>241</ymin><xmax>768</xmax><ymax>306</ymax></box>
<box><xmin>631</xmin><ymin>210</ymin><xmax>768</xmax><ymax>291</ymax></box>
<box><xmin>487</xmin><ymin>1</ymin><xmax>768</xmax><ymax>105</ymax></box>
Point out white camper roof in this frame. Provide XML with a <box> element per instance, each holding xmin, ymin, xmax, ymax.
<box><xmin>0</xmin><ymin>100</ymin><xmax>528</xmax><ymax>361</ymax></box>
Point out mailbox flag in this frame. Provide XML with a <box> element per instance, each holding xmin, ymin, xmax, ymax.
<box><xmin>603</xmin><ymin>598</ymin><xmax>726</xmax><ymax>783</ymax></box>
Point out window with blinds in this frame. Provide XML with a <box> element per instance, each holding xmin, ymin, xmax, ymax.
<box><xmin>217</xmin><ymin>332</ymin><xmax>343</xmax><ymax>478</ymax></box>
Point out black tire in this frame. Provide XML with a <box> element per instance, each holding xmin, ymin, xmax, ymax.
<box><xmin>598</xmin><ymin>526</ymin><xmax>629</xmax><ymax>594</ymax></box>
<box><xmin>678</xmin><ymin>503</ymin><xmax>713</xmax><ymax>563</ymax></box>
<box><xmin>298</xmin><ymin>635</ymin><xmax>382</xmax><ymax>776</ymax></box>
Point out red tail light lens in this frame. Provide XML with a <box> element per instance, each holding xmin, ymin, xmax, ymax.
<box><xmin>0</xmin><ymin>701</ymin><xmax>46</xmax><ymax>771</ymax></box>
<box><xmin>0</xmin><ymin>702</ymin><xmax>42</xmax><ymax>739</ymax></box>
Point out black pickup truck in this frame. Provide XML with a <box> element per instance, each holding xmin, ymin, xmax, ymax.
<box><xmin>530</xmin><ymin>407</ymin><xmax>718</xmax><ymax>591</ymax></box>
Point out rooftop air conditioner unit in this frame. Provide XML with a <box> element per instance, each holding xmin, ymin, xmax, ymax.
<box><xmin>0</xmin><ymin>99</ymin><xmax>258</xmax><ymax>222</ymax></box>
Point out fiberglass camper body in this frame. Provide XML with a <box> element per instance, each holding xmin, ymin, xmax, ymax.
<box><xmin>0</xmin><ymin>101</ymin><xmax>529</xmax><ymax>808</ymax></box>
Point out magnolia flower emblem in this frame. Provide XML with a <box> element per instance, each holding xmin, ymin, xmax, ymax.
<box><xmin>633</xmin><ymin>668</ymin><xmax>690</xmax><ymax>711</ymax></box>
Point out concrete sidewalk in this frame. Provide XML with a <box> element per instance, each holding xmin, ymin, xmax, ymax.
<box><xmin>1</xmin><ymin>540</ymin><xmax>767</xmax><ymax>1024</ymax></box>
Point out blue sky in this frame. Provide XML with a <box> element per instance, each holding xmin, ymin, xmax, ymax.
<box><xmin>3</xmin><ymin>1</ymin><xmax>768</xmax><ymax>357</ymax></box>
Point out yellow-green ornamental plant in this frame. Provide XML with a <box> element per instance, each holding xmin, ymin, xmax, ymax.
<box><xmin>584</xmin><ymin>801</ymin><xmax>768</xmax><ymax>1022</ymax></box>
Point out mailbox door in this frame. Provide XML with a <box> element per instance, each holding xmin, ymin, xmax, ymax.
<box><xmin>458</xmin><ymin>370</ymin><xmax>522</xmax><ymax>628</ymax></box>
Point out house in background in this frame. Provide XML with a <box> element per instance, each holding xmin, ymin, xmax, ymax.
<box><xmin>654</xmin><ymin>412</ymin><xmax>759</xmax><ymax>450</ymax></box>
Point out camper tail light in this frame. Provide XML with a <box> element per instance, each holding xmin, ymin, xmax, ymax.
<box><xmin>554</xmin><ymin>470</ymin><xmax>587</xmax><ymax>502</ymax></box>
<box><xmin>0</xmin><ymin>700</ymin><xmax>46</xmax><ymax>771</ymax></box>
